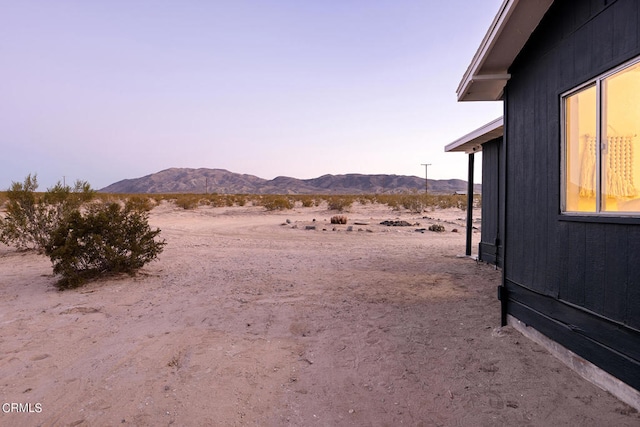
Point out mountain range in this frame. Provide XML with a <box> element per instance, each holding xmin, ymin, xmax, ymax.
<box><xmin>100</xmin><ymin>168</ymin><xmax>481</xmax><ymax>195</ymax></box>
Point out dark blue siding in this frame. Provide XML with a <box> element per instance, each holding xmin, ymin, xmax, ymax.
<box><xmin>503</xmin><ymin>0</ymin><xmax>640</xmax><ymax>389</ymax></box>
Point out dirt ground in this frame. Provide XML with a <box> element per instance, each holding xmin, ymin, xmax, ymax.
<box><xmin>0</xmin><ymin>201</ymin><xmax>638</xmax><ymax>426</ymax></box>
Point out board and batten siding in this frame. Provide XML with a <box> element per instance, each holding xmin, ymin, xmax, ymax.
<box><xmin>502</xmin><ymin>0</ymin><xmax>640</xmax><ymax>389</ymax></box>
<box><xmin>479</xmin><ymin>137</ymin><xmax>503</xmax><ymax>266</ymax></box>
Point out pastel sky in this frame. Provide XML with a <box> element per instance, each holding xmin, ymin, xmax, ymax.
<box><xmin>1</xmin><ymin>0</ymin><xmax>504</xmax><ymax>190</ymax></box>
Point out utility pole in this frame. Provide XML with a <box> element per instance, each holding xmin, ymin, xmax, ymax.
<box><xmin>421</xmin><ymin>163</ymin><xmax>432</xmax><ymax>194</ymax></box>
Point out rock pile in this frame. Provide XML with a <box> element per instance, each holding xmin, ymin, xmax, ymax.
<box><xmin>379</xmin><ymin>220</ymin><xmax>418</xmax><ymax>227</ymax></box>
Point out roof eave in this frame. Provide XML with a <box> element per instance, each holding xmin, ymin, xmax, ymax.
<box><xmin>457</xmin><ymin>0</ymin><xmax>554</xmax><ymax>102</ymax></box>
<box><xmin>445</xmin><ymin>117</ymin><xmax>504</xmax><ymax>153</ymax></box>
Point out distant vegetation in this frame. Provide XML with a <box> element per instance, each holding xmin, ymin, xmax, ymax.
<box><xmin>1</xmin><ymin>191</ymin><xmax>480</xmax><ymax>214</ymax></box>
<box><xmin>88</xmin><ymin>192</ymin><xmax>480</xmax><ymax>212</ymax></box>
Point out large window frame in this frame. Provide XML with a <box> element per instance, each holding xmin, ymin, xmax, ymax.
<box><xmin>561</xmin><ymin>56</ymin><xmax>640</xmax><ymax>217</ymax></box>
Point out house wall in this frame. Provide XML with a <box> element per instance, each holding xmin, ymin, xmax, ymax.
<box><xmin>479</xmin><ymin>137</ymin><xmax>503</xmax><ymax>266</ymax></box>
<box><xmin>503</xmin><ymin>0</ymin><xmax>640</xmax><ymax>389</ymax></box>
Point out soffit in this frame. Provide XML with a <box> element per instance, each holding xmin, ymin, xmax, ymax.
<box><xmin>457</xmin><ymin>0</ymin><xmax>554</xmax><ymax>101</ymax></box>
<box><xmin>444</xmin><ymin>117</ymin><xmax>503</xmax><ymax>153</ymax></box>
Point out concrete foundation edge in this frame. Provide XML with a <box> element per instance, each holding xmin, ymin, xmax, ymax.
<box><xmin>507</xmin><ymin>314</ymin><xmax>640</xmax><ymax>411</ymax></box>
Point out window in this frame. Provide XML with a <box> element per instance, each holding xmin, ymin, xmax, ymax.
<box><xmin>562</xmin><ymin>57</ymin><xmax>640</xmax><ymax>214</ymax></box>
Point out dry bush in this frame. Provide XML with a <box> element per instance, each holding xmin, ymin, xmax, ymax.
<box><xmin>174</xmin><ymin>195</ymin><xmax>201</xmax><ymax>210</ymax></box>
<box><xmin>125</xmin><ymin>195</ymin><xmax>155</xmax><ymax>212</ymax></box>
<box><xmin>429</xmin><ymin>224</ymin><xmax>446</xmax><ymax>232</ymax></box>
<box><xmin>202</xmin><ymin>194</ymin><xmax>225</xmax><ymax>207</ymax></box>
<box><xmin>374</xmin><ymin>194</ymin><xmax>400</xmax><ymax>210</ymax></box>
<box><xmin>297</xmin><ymin>195</ymin><xmax>316</xmax><ymax>207</ymax></box>
<box><xmin>357</xmin><ymin>195</ymin><xmax>375</xmax><ymax>205</ymax></box>
<box><xmin>330</xmin><ymin>215</ymin><xmax>348</xmax><ymax>224</ymax></box>
<box><xmin>400</xmin><ymin>194</ymin><xmax>425</xmax><ymax>213</ymax></box>
<box><xmin>0</xmin><ymin>191</ymin><xmax>8</xmax><ymax>209</ymax></box>
<box><xmin>262</xmin><ymin>195</ymin><xmax>294</xmax><ymax>211</ymax></box>
<box><xmin>326</xmin><ymin>196</ymin><xmax>353</xmax><ymax>212</ymax></box>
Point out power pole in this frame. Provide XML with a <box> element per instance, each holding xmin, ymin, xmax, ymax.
<box><xmin>421</xmin><ymin>163</ymin><xmax>432</xmax><ymax>194</ymax></box>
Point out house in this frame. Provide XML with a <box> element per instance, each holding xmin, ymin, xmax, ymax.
<box><xmin>446</xmin><ymin>117</ymin><xmax>504</xmax><ymax>266</ymax></box>
<box><xmin>446</xmin><ymin>0</ymin><xmax>640</xmax><ymax>409</ymax></box>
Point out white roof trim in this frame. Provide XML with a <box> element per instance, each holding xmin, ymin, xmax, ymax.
<box><xmin>457</xmin><ymin>0</ymin><xmax>554</xmax><ymax>101</ymax></box>
<box><xmin>445</xmin><ymin>117</ymin><xmax>504</xmax><ymax>153</ymax></box>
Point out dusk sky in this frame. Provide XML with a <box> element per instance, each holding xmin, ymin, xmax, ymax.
<box><xmin>2</xmin><ymin>0</ymin><xmax>504</xmax><ymax>190</ymax></box>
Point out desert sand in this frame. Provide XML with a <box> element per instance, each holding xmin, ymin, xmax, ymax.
<box><xmin>0</xmin><ymin>201</ymin><xmax>638</xmax><ymax>426</ymax></box>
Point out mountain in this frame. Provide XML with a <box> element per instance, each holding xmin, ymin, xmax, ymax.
<box><xmin>99</xmin><ymin>168</ymin><xmax>481</xmax><ymax>195</ymax></box>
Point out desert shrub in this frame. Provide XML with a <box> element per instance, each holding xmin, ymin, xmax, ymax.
<box><xmin>174</xmin><ymin>195</ymin><xmax>200</xmax><ymax>209</ymax></box>
<box><xmin>45</xmin><ymin>202</ymin><xmax>166</xmax><ymax>289</ymax></box>
<box><xmin>263</xmin><ymin>196</ymin><xmax>293</xmax><ymax>211</ymax></box>
<box><xmin>0</xmin><ymin>174</ymin><xmax>95</xmax><ymax>251</ymax></box>
<box><xmin>326</xmin><ymin>196</ymin><xmax>353</xmax><ymax>212</ymax></box>
<box><xmin>357</xmin><ymin>195</ymin><xmax>374</xmax><ymax>205</ymax></box>
<box><xmin>400</xmin><ymin>194</ymin><xmax>425</xmax><ymax>213</ymax></box>
<box><xmin>374</xmin><ymin>194</ymin><xmax>400</xmax><ymax>210</ymax></box>
<box><xmin>125</xmin><ymin>195</ymin><xmax>155</xmax><ymax>212</ymax></box>
<box><xmin>152</xmin><ymin>194</ymin><xmax>168</xmax><ymax>204</ymax></box>
<box><xmin>429</xmin><ymin>224</ymin><xmax>446</xmax><ymax>232</ymax></box>
<box><xmin>474</xmin><ymin>195</ymin><xmax>482</xmax><ymax>209</ymax></box>
<box><xmin>298</xmin><ymin>195</ymin><xmax>316</xmax><ymax>208</ymax></box>
<box><xmin>330</xmin><ymin>215</ymin><xmax>348</xmax><ymax>224</ymax></box>
<box><xmin>201</xmin><ymin>194</ymin><xmax>221</xmax><ymax>207</ymax></box>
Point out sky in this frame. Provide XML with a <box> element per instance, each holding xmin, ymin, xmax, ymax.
<box><xmin>1</xmin><ymin>0</ymin><xmax>504</xmax><ymax>190</ymax></box>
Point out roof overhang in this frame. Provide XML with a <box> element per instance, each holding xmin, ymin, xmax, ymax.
<box><xmin>457</xmin><ymin>0</ymin><xmax>554</xmax><ymax>101</ymax></box>
<box><xmin>445</xmin><ymin>117</ymin><xmax>503</xmax><ymax>153</ymax></box>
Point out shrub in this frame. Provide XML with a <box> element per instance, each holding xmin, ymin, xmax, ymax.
<box><xmin>375</xmin><ymin>194</ymin><xmax>400</xmax><ymax>210</ymax></box>
<box><xmin>174</xmin><ymin>195</ymin><xmax>200</xmax><ymax>209</ymax></box>
<box><xmin>0</xmin><ymin>174</ymin><xmax>95</xmax><ymax>251</ymax></box>
<box><xmin>125</xmin><ymin>195</ymin><xmax>155</xmax><ymax>212</ymax></box>
<box><xmin>330</xmin><ymin>215</ymin><xmax>348</xmax><ymax>224</ymax></box>
<box><xmin>45</xmin><ymin>202</ymin><xmax>166</xmax><ymax>289</ymax></box>
<box><xmin>298</xmin><ymin>195</ymin><xmax>316</xmax><ymax>208</ymax></box>
<box><xmin>233</xmin><ymin>194</ymin><xmax>247</xmax><ymax>207</ymax></box>
<box><xmin>400</xmin><ymin>194</ymin><xmax>425</xmax><ymax>213</ymax></box>
<box><xmin>429</xmin><ymin>224</ymin><xmax>445</xmax><ymax>232</ymax></box>
<box><xmin>263</xmin><ymin>196</ymin><xmax>293</xmax><ymax>211</ymax></box>
<box><xmin>326</xmin><ymin>196</ymin><xmax>353</xmax><ymax>212</ymax></box>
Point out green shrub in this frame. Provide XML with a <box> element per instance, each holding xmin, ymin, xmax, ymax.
<box><xmin>45</xmin><ymin>202</ymin><xmax>166</xmax><ymax>289</ymax></box>
<box><xmin>0</xmin><ymin>174</ymin><xmax>95</xmax><ymax>251</ymax></box>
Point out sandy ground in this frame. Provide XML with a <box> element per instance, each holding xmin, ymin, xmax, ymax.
<box><xmin>0</xmin><ymin>201</ymin><xmax>638</xmax><ymax>427</ymax></box>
